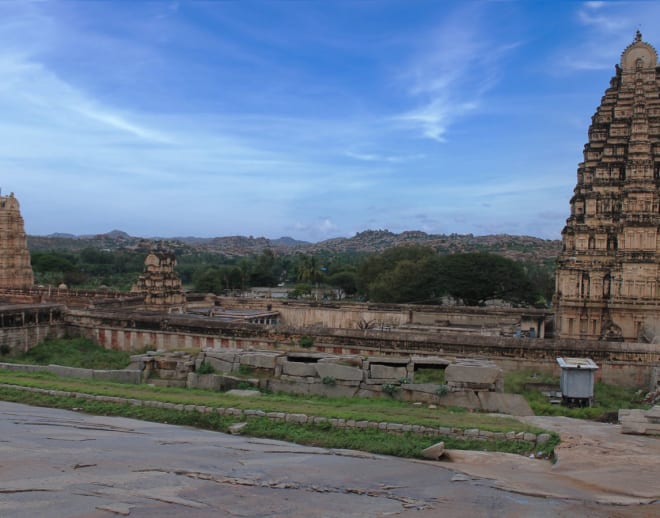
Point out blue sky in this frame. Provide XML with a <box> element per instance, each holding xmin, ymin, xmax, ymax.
<box><xmin>1</xmin><ymin>1</ymin><xmax>657</xmax><ymax>241</ymax></box>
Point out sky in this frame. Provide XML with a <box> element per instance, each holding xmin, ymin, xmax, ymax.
<box><xmin>1</xmin><ymin>0</ymin><xmax>658</xmax><ymax>242</ymax></box>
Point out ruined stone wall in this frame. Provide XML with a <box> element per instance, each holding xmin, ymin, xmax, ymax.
<box><xmin>65</xmin><ymin>309</ymin><xmax>658</xmax><ymax>388</ymax></box>
<box><xmin>0</xmin><ymin>304</ymin><xmax>66</xmax><ymax>354</ymax></box>
<box><xmin>218</xmin><ymin>297</ymin><xmax>548</xmax><ymax>334</ymax></box>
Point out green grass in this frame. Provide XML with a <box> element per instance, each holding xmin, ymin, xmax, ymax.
<box><xmin>1</xmin><ymin>337</ymin><xmax>131</xmax><ymax>370</ymax></box>
<box><xmin>505</xmin><ymin>370</ymin><xmax>648</xmax><ymax>420</ymax></box>
<box><xmin>0</xmin><ymin>386</ymin><xmax>551</xmax><ymax>458</ymax></box>
<box><xmin>413</xmin><ymin>368</ymin><xmax>445</xmax><ymax>384</ymax></box>
<box><xmin>0</xmin><ymin>369</ymin><xmax>543</xmax><ymax>433</ymax></box>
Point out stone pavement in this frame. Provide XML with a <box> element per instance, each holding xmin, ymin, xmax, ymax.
<box><xmin>0</xmin><ymin>401</ymin><xmax>657</xmax><ymax>517</ymax></box>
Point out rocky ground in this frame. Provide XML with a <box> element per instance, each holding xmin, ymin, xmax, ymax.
<box><xmin>0</xmin><ymin>402</ymin><xmax>657</xmax><ymax>517</ymax></box>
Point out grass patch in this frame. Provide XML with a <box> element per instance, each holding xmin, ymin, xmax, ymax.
<box><xmin>0</xmin><ymin>369</ymin><xmax>543</xmax><ymax>433</ymax></box>
<box><xmin>3</xmin><ymin>337</ymin><xmax>131</xmax><ymax>370</ymax></box>
<box><xmin>505</xmin><ymin>370</ymin><xmax>648</xmax><ymax>420</ymax></box>
<box><xmin>413</xmin><ymin>368</ymin><xmax>445</xmax><ymax>384</ymax></box>
<box><xmin>0</xmin><ymin>386</ymin><xmax>550</xmax><ymax>458</ymax></box>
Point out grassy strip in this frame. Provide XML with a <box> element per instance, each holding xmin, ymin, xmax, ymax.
<box><xmin>0</xmin><ymin>386</ymin><xmax>557</xmax><ymax>458</ymax></box>
<box><xmin>1</xmin><ymin>337</ymin><xmax>132</xmax><ymax>370</ymax></box>
<box><xmin>0</xmin><ymin>369</ymin><xmax>543</xmax><ymax>433</ymax></box>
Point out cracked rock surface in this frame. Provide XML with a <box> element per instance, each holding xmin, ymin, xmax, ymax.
<box><xmin>0</xmin><ymin>402</ymin><xmax>655</xmax><ymax>517</ymax></box>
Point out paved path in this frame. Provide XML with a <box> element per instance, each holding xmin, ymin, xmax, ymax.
<box><xmin>0</xmin><ymin>402</ymin><xmax>657</xmax><ymax>517</ymax></box>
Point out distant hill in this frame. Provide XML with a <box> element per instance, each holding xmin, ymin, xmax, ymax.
<box><xmin>27</xmin><ymin>229</ymin><xmax>561</xmax><ymax>264</ymax></box>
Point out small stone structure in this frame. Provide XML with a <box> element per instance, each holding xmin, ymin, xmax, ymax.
<box><xmin>0</xmin><ymin>193</ymin><xmax>33</xmax><ymax>288</ymax></box>
<box><xmin>130</xmin><ymin>249</ymin><xmax>185</xmax><ymax>312</ymax></box>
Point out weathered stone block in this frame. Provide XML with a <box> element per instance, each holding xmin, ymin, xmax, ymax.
<box><xmin>476</xmin><ymin>392</ymin><xmax>534</xmax><ymax>416</ymax></box>
<box><xmin>203</xmin><ymin>357</ymin><xmax>234</xmax><ymax>374</ymax></box>
<box><xmin>369</xmin><ymin>364</ymin><xmax>407</xmax><ymax>380</ymax></box>
<box><xmin>445</xmin><ymin>363</ymin><xmax>502</xmax><ymax>386</ymax></box>
<box><xmin>205</xmin><ymin>350</ymin><xmax>239</xmax><ymax>361</ymax></box>
<box><xmin>240</xmin><ymin>352</ymin><xmax>281</xmax><ymax>370</ymax></box>
<box><xmin>315</xmin><ymin>362</ymin><xmax>363</xmax><ymax>382</ymax></box>
<box><xmin>437</xmin><ymin>390</ymin><xmax>481</xmax><ymax>410</ymax></box>
<box><xmin>92</xmin><ymin>369</ymin><xmax>142</xmax><ymax>384</ymax></box>
<box><xmin>306</xmin><ymin>382</ymin><xmax>359</xmax><ymax>398</ymax></box>
<box><xmin>421</xmin><ymin>441</ymin><xmax>445</xmax><ymax>460</ymax></box>
<box><xmin>48</xmin><ymin>365</ymin><xmax>93</xmax><ymax>379</ymax></box>
<box><xmin>281</xmin><ymin>360</ymin><xmax>318</xmax><ymax>377</ymax></box>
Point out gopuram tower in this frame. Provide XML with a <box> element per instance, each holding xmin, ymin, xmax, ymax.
<box><xmin>555</xmin><ymin>32</ymin><xmax>660</xmax><ymax>342</ymax></box>
<box><xmin>0</xmin><ymin>192</ymin><xmax>34</xmax><ymax>288</ymax></box>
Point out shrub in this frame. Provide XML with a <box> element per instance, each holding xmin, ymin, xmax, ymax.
<box><xmin>322</xmin><ymin>376</ymin><xmax>337</xmax><ymax>386</ymax></box>
<box><xmin>382</xmin><ymin>383</ymin><xmax>399</xmax><ymax>396</ymax></box>
<box><xmin>238</xmin><ymin>364</ymin><xmax>254</xmax><ymax>376</ymax></box>
<box><xmin>435</xmin><ymin>384</ymin><xmax>449</xmax><ymax>397</ymax></box>
<box><xmin>197</xmin><ymin>361</ymin><xmax>215</xmax><ymax>375</ymax></box>
<box><xmin>298</xmin><ymin>335</ymin><xmax>314</xmax><ymax>348</ymax></box>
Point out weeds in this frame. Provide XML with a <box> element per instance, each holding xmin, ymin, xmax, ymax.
<box><xmin>5</xmin><ymin>337</ymin><xmax>131</xmax><ymax>370</ymax></box>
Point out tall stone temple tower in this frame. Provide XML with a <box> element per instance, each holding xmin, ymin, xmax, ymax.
<box><xmin>555</xmin><ymin>31</ymin><xmax>660</xmax><ymax>342</ymax></box>
<box><xmin>0</xmin><ymin>192</ymin><xmax>34</xmax><ymax>288</ymax></box>
<box><xmin>131</xmin><ymin>248</ymin><xmax>185</xmax><ymax>312</ymax></box>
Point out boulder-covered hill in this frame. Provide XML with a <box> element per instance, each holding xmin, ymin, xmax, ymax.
<box><xmin>27</xmin><ymin>229</ymin><xmax>561</xmax><ymax>264</ymax></box>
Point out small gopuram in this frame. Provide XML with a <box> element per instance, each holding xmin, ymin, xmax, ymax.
<box><xmin>555</xmin><ymin>32</ymin><xmax>660</xmax><ymax>341</ymax></box>
<box><xmin>130</xmin><ymin>248</ymin><xmax>185</xmax><ymax>312</ymax></box>
<box><xmin>0</xmin><ymin>192</ymin><xmax>34</xmax><ymax>288</ymax></box>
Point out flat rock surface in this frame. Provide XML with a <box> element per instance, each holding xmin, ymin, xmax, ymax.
<box><xmin>0</xmin><ymin>401</ymin><xmax>656</xmax><ymax>517</ymax></box>
<box><xmin>444</xmin><ymin>415</ymin><xmax>660</xmax><ymax>507</ymax></box>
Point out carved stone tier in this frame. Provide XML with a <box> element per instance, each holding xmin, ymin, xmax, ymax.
<box><xmin>555</xmin><ymin>32</ymin><xmax>660</xmax><ymax>341</ymax></box>
<box><xmin>131</xmin><ymin>249</ymin><xmax>185</xmax><ymax>312</ymax></box>
<box><xmin>0</xmin><ymin>193</ymin><xmax>34</xmax><ymax>288</ymax></box>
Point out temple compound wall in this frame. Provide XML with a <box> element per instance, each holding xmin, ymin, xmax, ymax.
<box><xmin>0</xmin><ymin>193</ymin><xmax>34</xmax><ymax>288</ymax></box>
<box><xmin>555</xmin><ymin>32</ymin><xmax>660</xmax><ymax>341</ymax></box>
<box><xmin>217</xmin><ymin>297</ymin><xmax>551</xmax><ymax>338</ymax></box>
<box><xmin>65</xmin><ymin>309</ymin><xmax>658</xmax><ymax>388</ymax></box>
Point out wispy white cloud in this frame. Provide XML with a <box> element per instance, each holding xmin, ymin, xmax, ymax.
<box><xmin>392</xmin><ymin>7</ymin><xmax>520</xmax><ymax>142</ymax></box>
<box><xmin>344</xmin><ymin>151</ymin><xmax>424</xmax><ymax>163</ymax></box>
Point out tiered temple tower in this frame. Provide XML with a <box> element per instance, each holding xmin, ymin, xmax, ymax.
<box><xmin>0</xmin><ymin>192</ymin><xmax>34</xmax><ymax>288</ymax></box>
<box><xmin>131</xmin><ymin>248</ymin><xmax>185</xmax><ymax>312</ymax></box>
<box><xmin>555</xmin><ymin>32</ymin><xmax>660</xmax><ymax>341</ymax></box>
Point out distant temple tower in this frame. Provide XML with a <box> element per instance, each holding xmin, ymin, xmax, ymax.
<box><xmin>0</xmin><ymin>192</ymin><xmax>34</xmax><ymax>288</ymax></box>
<box><xmin>130</xmin><ymin>249</ymin><xmax>185</xmax><ymax>312</ymax></box>
<box><xmin>555</xmin><ymin>32</ymin><xmax>660</xmax><ymax>341</ymax></box>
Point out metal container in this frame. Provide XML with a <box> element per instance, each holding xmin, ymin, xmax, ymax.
<box><xmin>556</xmin><ymin>357</ymin><xmax>598</xmax><ymax>404</ymax></box>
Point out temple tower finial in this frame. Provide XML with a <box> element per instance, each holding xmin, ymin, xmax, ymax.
<box><xmin>635</xmin><ymin>29</ymin><xmax>642</xmax><ymax>43</ymax></box>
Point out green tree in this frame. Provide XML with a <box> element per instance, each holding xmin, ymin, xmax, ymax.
<box><xmin>439</xmin><ymin>252</ymin><xmax>536</xmax><ymax>306</ymax></box>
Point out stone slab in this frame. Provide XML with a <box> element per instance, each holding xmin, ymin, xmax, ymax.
<box><xmin>477</xmin><ymin>392</ymin><xmax>534</xmax><ymax>416</ymax></box>
<box><xmin>315</xmin><ymin>362</ymin><xmax>364</xmax><ymax>382</ymax></box>
<box><xmin>445</xmin><ymin>364</ymin><xmax>501</xmax><ymax>385</ymax></box>
<box><xmin>281</xmin><ymin>360</ymin><xmax>318</xmax><ymax>377</ymax></box>
<box><xmin>240</xmin><ymin>352</ymin><xmax>281</xmax><ymax>370</ymax></box>
<box><xmin>92</xmin><ymin>369</ymin><xmax>142</xmax><ymax>384</ymax></box>
<box><xmin>369</xmin><ymin>364</ymin><xmax>407</xmax><ymax>380</ymax></box>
